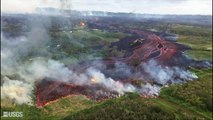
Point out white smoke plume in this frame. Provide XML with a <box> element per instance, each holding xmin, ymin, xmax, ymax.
<box><xmin>1</xmin><ymin>77</ymin><xmax>33</xmax><ymax>105</ymax></box>
<box><xmin>23</xmin><ymin>60</ymin><xmax>137</xmax><ymax>94</ymax></box>
<box><xmin>86</xmin><ymin>67</ymin><xmax>136</xmax><ymax>94</ymax></box>
<box><xmin>1</xmin><ymin>27</ymin><xmax>137</xmax><ymax>104</ymax></box>
<box><xmin>1</xmin><ymin>55</ymin><xmax>137</xmax><ymax>105</ymax></box>
<box><xmin>140</xmin><ymin>83</ymin><xmax>161</xmax><ymax>96</ymax></box>
<box><xmin>141</xmin><ymin>59</ymin><xmax>198</xmax><ymax>85</ymax></box>
<box><xmin>1</xmin><ymin>15</ymin><xmax>56</xmax><ymax>104</ymax></box>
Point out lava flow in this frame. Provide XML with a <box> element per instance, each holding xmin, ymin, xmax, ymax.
<box><xmin>36</xmin><ymin>79</ymin><xmax>119</xmax><ymax>107</ymax></box>
<box><xmin>36</xmin><ymin>19</ymin><xmax>211</xmax><ymax>107</ymax></box>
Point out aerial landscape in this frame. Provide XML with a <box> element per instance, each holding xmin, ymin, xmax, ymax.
<box><xmin>1</xmin><ymin>0</ymin><xmax>212</xmax><ymax>120</ymax></box>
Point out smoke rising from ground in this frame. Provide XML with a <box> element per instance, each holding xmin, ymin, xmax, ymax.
<box><xmin>140</xmin><ymin>83</ymin><xmax>161</xmax><ymax>96</ymax></box>
<box><xmin>1</xmin><ymin>27</ymin><xmax>136</xmax><ymax>104</ymax></box>
<box><xmin>1</xmin><ymin>14</ymin><xmax>200</xmax><ymax>105</ymax></box>
<box><xmin>1</xmin><ymin>77</ymin><xmax>33</xmax><ymax>105</ymax></box>
<box><xmin>141</xmin><ymin>60</ymin><xmax>198</xmax><ymax>85</ymax></box>
<box><xmin>1</xmin><ymin>15</ymin><xmax>53</xmax><ymax>104</ymax></box>
<box><xmin>1</xmin><ymin>29</ymin><xmax>199</xmax><ymax>104</ymax></box>
<box><xmin>86</xmin><ymin>67</ymin><xmax>136</xmax><ymax>94</ymax></box>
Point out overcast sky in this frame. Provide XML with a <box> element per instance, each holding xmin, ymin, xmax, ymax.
<box><xmin>1</xmin><ymin>0</ymin><xmax>212</xmax><ymax>15</ymax></box>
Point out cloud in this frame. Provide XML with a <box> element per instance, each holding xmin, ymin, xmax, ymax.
<box><xmin>1</xmin><ymin>0</ymin><xmax>40</xmax><ymax>13</ymax></box>
<box><xmin>1</xmin><ymin>0</ymin><xmax>212</xmax><ymax>15</ymax></box>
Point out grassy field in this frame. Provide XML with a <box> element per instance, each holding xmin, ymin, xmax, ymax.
<box><xmin>170</xmin><ymin>24</ymin><xmax>212</xmax><ymax>60</ymax></box>
<box><xmin>63</xmin><ymin>93</ymin><xmax>209</xmax><ymax>120</ymax></box>
<box><xmin>1</xmin><ymin>95</ymin><xmax>96</xmax><ymax>120</ymax></box>
<box><xmin>2</xmin><ymin>91</ymin><xmax>211</xmax><ymax>120</ymax></box>
<box><xmin>160</xmin><ymin>68</ymin><xmax>212</xmax><ymax>119</ymax></box>
<box><xmin>40</xmin><ymin>95</ymin><xmax>96</xmax><ymax>120</ymax></box>
<box><xmin>49</xmin><ymin>27</ymin><xmax>128</xmax><ymax>64</ymax></box>
<box><xmin>162</xmin><ymin>25</ymin><xmax>212</xmax><ymax>119</ymax></box>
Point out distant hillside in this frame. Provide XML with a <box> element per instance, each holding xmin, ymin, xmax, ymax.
<box><xmin>32</xmin><ymin>7</ymin><xmax>212</xmax><ymax>26</ymax></box>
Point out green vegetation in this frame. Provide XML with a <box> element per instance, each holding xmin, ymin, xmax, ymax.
<box><xmin>160</xmin><ymin>68</ymin><xmax>212</xmax><ymax>119</ymax></box>
<box><xmin>63</xmin><ymin>93</ymin><xmax>206</xmax><ymax>120</ymax></box>
<box><xmin>170</xmin><ymin>24</ymin><xmax>212</xmax><ymax>60</ymax></box>
<box><xmin>2</xmin><ymin>92</ymin><xmax>211</xmax><ymax>120</ymax></box>
<box><xmin>101</xmin><ymin>46</ymin><xmax>126</xmax><ymax>58</ymax></box>
<box><xmin>164</xmin><ymin>25</ymin><xmax>212</xmax><ymax>119</ymax></box>
<box><xmin>1</xmin><ymin>99</ymin><xmax>42</xmax><ymax>120</ymax></box>
<box><xmin>41</xmin><ymin>95</ymin><xmax>96</xmax><ymax>120</ymax></box>
<box><xmin>64</xmin><ymin>93</ymin><xmax>176</xmax><ymax>120</ymax></box>
<box><xmin>1</xmin><ymin>95</ymin><xmax>96</xmax><ymax>120</ymax></box>
<box><xmin>49</xmin><ymin>28</ymin><xmax>128</xmax><ymax>63</ymax></box>
<box><xmin>170</xmin><ymin>24</ymin><xmax>212</xmax><ymax>37</ymax></box>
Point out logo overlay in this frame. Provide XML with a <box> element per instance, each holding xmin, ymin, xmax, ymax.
<box><xmin>2</xmin><ymin>111</ymin><xmax>23</xmax><ymax>118</ymax></box>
